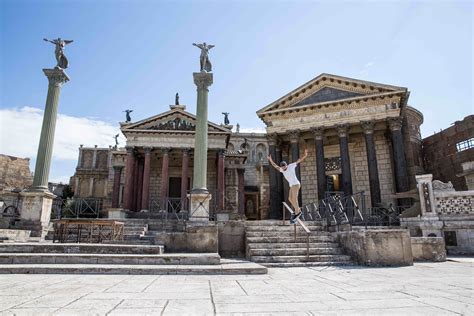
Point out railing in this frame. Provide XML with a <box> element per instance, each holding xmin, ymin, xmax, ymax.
<box><xmin>53</xmin><ymin>219</ymin><xmax>124</xmax><ymax>243</ymax></box>
<box><xmin>53</xmin><ymin>198</ymin><xmax>102</xmax><ymax>219</ymax></box>
<box><xmin>282</xmin><ymin>202</ymin><xmax>311</xmax><ymax>260</ymax></box>
<box><xmin>0</xmin><ymin>196</ymin><xmax>21</xmax><ymax>218</ymax></box>
<box><xmin>363</xmin><ymin>204</ymin><xmax>408</xmax><ymax>227</ymax></box>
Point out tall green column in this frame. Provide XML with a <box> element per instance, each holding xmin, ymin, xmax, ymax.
<box><xmin>31</xmin><ymin>68</ymin><xmax>70</xmax><ymax>191</ymax></box>
<box><xmin>192</xmin><ymin>72</ymin><xmax>213</xmax><ymax>192</ymax></box>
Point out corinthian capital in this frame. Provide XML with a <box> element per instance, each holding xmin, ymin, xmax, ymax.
<box><xmin>43</xmin><ymin>68</ymin><xmax>70</xmax><ymax>87</ymax></box>
<box><xmin>387</xmin><ymin>117</ymin><xmax>403</xmax><ymax>131</ymax></box>
<box><xmin>193</xmin><ymin>72</ymin><xmax>213</xmax><ymax>90</ymax></box>
<box><xmin>361</xmin><ymin>121</ymin><xmax>375</xmax><ymax>134</ymax></box>
<box><xmin>336</xmin><ymin>124</ymin><xmax>349</xmax><ymax>138</ymax></box>
<box><xmin>312</xmin><ymin>127</ymin><xmax>325</xmax><ymax>140</ymax></box>
<box><xmin>266</xmin><ymin>133</ymin><xmax>278</xmax><ymax>146</ymax></box>
<box><xmin>289</xmin><ymin>129</ymin><xmax>300</xmax><ymax>143</ymax></box>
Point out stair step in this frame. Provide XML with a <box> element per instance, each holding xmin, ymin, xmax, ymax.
<box><xmin>245</xmin><ymin>220</ymin><xmax>324</xmax><ymax>227</ymax></box>
<box><xmin>246</xmin><ymin>236</ymin><xmax>335</xmax><ymax>243</ymax></box>
<box><xmin>246</xmin><ymin>231</ymin><xmax>331</xmax><ymax>238</ymax></box>
<box><xmin>248</xmin><ymin>247</ymin><xmax>343</xmax><ymax>256</ymax></box>
<box><xmin>245</xmin><ymin>226</ymin><xmax>324</xmax><ymax>232</ymax></box>
<box><xmin>262</xmin><ymin>261</ymin><xmax>353</xmax><ymax>268</ymax></box>
<box><xmin>0</xmin><ymin>253</ymin><xmax>220</xmax><ymax>265</ymax></box>
<box><xmin>0</xmin><ymin>243</ymin><xmax>163</xmax><ymax>254</ymax></box>
<box><xmin>247</xmin><ymin>242</ymin><xmax>340</xmax><ymax>249</ymax></box>
<box><xmin>249</xmin><ymin>254</ymin><xmax>352</xmax><ymax>263</ymax></box>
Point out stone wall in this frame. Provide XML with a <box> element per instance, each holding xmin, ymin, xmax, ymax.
<box><xmin>410</xmin><ymin>237</ymin><xmax>446</xmax><ymax>262</ymax></box>
<box><xmin>0</xmin><ymin>155</ymin><xmax>33</xmax><ymax>190</ymax></box>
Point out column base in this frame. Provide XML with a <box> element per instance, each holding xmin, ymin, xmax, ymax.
<box><xmin>19</xmin><ymin>190</ymin><xmax>56</xmax><ymax>240</ymax></box>
<box><xmin>188</xmin><ymin>190</ymin><xmax>212</xmax><ymax>223</ymax></box>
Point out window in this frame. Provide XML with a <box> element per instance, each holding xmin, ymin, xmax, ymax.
<box><xmin>456</xmin><ymin>138</ymin><xmax>474</xmax><ymax>152</ymax></box>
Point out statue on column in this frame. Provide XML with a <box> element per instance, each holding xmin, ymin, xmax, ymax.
<box><xmin>113</xmin><ymin>134</ymin><xmax>119</xmax><ymax>148</ymax></box>
<box><xmin>43</xmin><ymin>37</ymin><xmax>73</xmax><ymax>69</ymax></box>
<box><xmin>123</xmin><ymin>109</ymin><xmax>133</xmax><ymax>122</ymax></box>
<box><xmin>175</xmin><ymin>93</ymin><xmax>180</xmax><ymax>105</ymax></box>
<box><xmin>192</xmin><ymin>42</ymin><xmax>215</xmax><ymax>72</ymax></box>
<box><xmin>222</xmin><ymin>112</ymin><xmax>230</xmax><ymax>125</ymax></box>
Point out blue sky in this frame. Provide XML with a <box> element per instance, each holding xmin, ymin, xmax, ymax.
<box><xmin>0</xmin><ymin>0</ymin><xmax>472</xmax><ymax>184</ymax></box>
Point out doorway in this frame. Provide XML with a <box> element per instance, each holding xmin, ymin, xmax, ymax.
<box><xmin>326</xmin><ymin>174</ymin><xmax>341</xmax><ymax>192</ymax></box>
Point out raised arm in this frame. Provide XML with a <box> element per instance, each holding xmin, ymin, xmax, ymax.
<box><xmin>43</xmin><ymin>38</ymin><xmax>55</xmax><ymax>44</ymax></box>
<box><xmin>295</xmin><ymin>148</ymin><xmax>308</xmax><ymax>165</ymax></box>
<box><xmin>267</xmin><ymin>154</ymin><xmax>281</xmax><ymax>172</ymax></box>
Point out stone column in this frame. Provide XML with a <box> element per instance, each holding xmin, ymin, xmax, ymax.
<box><xmin>136</xmin><ymin>160</ymin><xmax>144</xmax><ymax>212</ymax></box>
<box><xmin>92</xmin><ymin>145</ymin><xmax>98</xmax><ymax>169</ymax></box>
<box><xmin>123</xmin><ymin>146</ymin><xmax>136</xmax><ymax>210</ymax></box>
<box><xmin>217</xmin><ymin>150</ymin><xmax>225</xmax><ymax>211</ymax></box>
<box><xmin>313</xmin><ymin>128</ymin><xmax>327</xmax><ymax>201</ymax></box>
<box><xmin>388</xmin><ymin>117</ymin><xmax>409</xmax><ymax>203</ymax></box>
<box><xmin>141</xmin><ymin>147</ymin><xmax>152</xmax><ymax>211</ymax></box>
<box><xmin>77</xmin><ymin>145</ymin><xmax>83</xmax><ymax>168</ymax></box>
<box><xmin>132</xmin><ymin>157</ymin><xmax>139</xmax><ymax>212</ymax></box>
<box><xmin>267</xmin><ymin>134</ymin><xmax>279</xmax><ymax>219</ymax></box>
<box><xmin>237</xmin><ymin>168</ymin><xmax>245</xmax><ymax>218</ymax></box>
<box><xmin>74</xmin><ymin>177</ymin><xmax>80</xmax><ymax>196</ymax></box>
<box><xmin>180</xmin><ymin>148</ymin><xmax>190</xmax><ymax>210</ymax></box>
<box><xmin>160</xmin><ymin>148</ymin><xmax>170</xmax><ymax>210</ymax></box>
<box><xmin>31</xmin><ymin>68</ymin><xmax>70</xmax><ymax>191</ymax></box>
<box><xmin>112</xmin><ymin>166</ymin><xmax>123</xmax><ymax>208</ymax></box>
<box><xmin>289</xmin><ymin>130</ymin><xmax>302</xmax><ymax>206</ymax></box>
<box><xmin>362</xmin><ymin>121</ymin><xmax>381</xmax><ymax>207</ymax></box>
<box><xmin>337</xmin><ymin>124</ymin><xmax>353</xmax><ymax>196</ymax></box>
<box><xmin>189</xmin><ymin>72</ymin><xmax>213</xmax><ymax>222</ymax></box>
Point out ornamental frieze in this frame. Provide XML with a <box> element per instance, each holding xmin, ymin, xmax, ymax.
<box><xmin>150</xmin><ymin>117</ymin><xmax>195</xmax><ymax>131</ymax></box>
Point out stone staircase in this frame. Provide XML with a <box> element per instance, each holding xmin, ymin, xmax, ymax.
<box><xmin>245</xmin><ymin>220</ymin><xmax>352</xmax><ymax>267</ymax></box>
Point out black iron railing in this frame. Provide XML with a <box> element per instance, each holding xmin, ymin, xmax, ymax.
<box><xmin>53</xmin><ymin>198</ymin><xmax>102</xmax><ymax>219</ymax></box>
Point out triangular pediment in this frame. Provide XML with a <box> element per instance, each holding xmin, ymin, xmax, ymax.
<box><xmin>121</xmin><ymin>107</ymin><xmax>230</xmax><ymax>133</ymax></box>
<box><xmin>257</xmin><ymin>73</ymin><xmax>407</xmax><ymax>115</ymax></box>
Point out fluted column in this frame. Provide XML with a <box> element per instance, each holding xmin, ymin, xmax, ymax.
<box><xmin>267</xmin><ymin>134</ymin><xmax>279</xmax><ymax>219</ymax></box>
<box><xmin>388</xmin><ymin>117</ymin><xmax>409</xmax><ymax>198</ymax></box>
<box><xmin>141</xmin><ymin>147</ymin><xmax>152</xmax><ymax>210</ymax></box>
<box><xmin>362</xmin><ymin>121</ymin><xmax>381</xmax><ymax>206</ymax></box>
<box><xmin>237</xmin><ymin>168</ymin><xmax>245</xmax><ymax>217</ymax></box>
<box><xmin>136</xmin><ymin>159</ymin><xmax>144</xmax><ymax>212</ymax></box>
<box><xmin>123</xmin><ymin>146</ymin><xmax>136</xmax><ymax>210</ymax></box>
<box><xmin>112</xmin><ymin>166</ymin><xmax>123</xmax><ymax>208</ymax></box>
<box><xmin>180</xmin><ymin>148</ymin><xmax>190</xmax><ymax>210</ymax></box>
<box><xmin>31</xmin><ymin>68</ymin><xmax>69</xmax><ymax>191</ymax></box>
<box><xmin>337</xmin><ymin>124</ymin><xmax>353</xmax><ymax>196</ymax></box>
<box><xmin>313</xmin><ymin>127</ymin><xmax>327</xmax><ymax>200</ymax></box>
<box><xmin>217</xmin><ymin>150</ymin><xmax>225</xmax><ymax>211</ymax></box>
<box><xmin>289</xmin><ymin>130</ymin><xmax>302</xmax><ymax>205</ymax></box>
<box><xmin>160</xmin><ymin>148</ymin><xmax>170</xmax><ymax>209</ymax></box>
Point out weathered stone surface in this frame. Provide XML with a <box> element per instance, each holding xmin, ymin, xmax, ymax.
<box><xmin>0</xmin><ymin>155</ymin><xmax>33</xmax><ymax>190</ymax></box>
<box><xmin>218</xmin><ymin>220</ymin><xmax>245</xmax><ymax>258</ymax></box>
<box><xmin>410</xmin><ymin>237</ymin><xmax>446</xmax><ymax>262</ymax></box>
<box><xmin>336</xmin><ymin>229</ymin><xmax>413</xmax><ymax>266</ymax></box>
<box><xmin>154</xmin><ymin>224</ymin><xmax>218</xmax><ymax>253</ymax></box>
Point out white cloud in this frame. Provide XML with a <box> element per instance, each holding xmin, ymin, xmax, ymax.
<box><xmin>0</xmin><ymin>106</ymin><xmax>125</xmax><ymax>161</ymax></box>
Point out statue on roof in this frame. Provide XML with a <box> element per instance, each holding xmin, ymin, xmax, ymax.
<box><xmin>113</xmin><ymin>134</ymin><xmax>119</xmax><ymax>148</ymax></box>
<box><xmin>123</xmin><ymin>109</ymin><xmax>133</xmax><ymax>123</ymax></box>
<box><xmin>222</xmin><ymin>112</ymin><xmax>230</xmax><ymax>125</ymax></box>
<box><xmin>192</xmin><ymin>42</ymin><xmax>215</xmax><ymax>72</ymax></box>
<box><xmin>236</xmin><ymin>123</ymin><xmax>240</xmax><ymax>133</ymax></box>
<box><xmin>43</xmin><ymin>37</ymin><xmax>73</xmax><ymax>69</ymax></box>
<box><xmin>175</xmin><ymin>93</ymin><xmax>180</xmax><ymax>105</ymax></box>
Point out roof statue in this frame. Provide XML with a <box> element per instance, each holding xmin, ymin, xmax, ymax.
<box><xmin>123</xmin><ymin>109</ymin><xmax>133</xmax><ymax>123</ymax></box>
<box><xmin>43</xmin><ymin>37</ymin><xmax>73</xmax><ymax>69</ymax></box>
<box><xmin>236</xmin><ymin>123</ymin><xmax>240</xmax><ymax>133</ymax></box>
<box><xmin>175</xmin><ymin>93</ymin><xmax>180</xmax><ymax>105</ymax></box>
<box><xmin>192</xmin><ymin>42</ymin><xmax>215</xmax><ymax>72</ymax></box>
<box><xmin>222</xmin><ymin>112</ymin><xmax>230</xmax><ymax>125</ymax></box>
<box><xmin>113</xmin><ymin>134</ymin><xmax>119</xmax><ymax>148</ymax></box>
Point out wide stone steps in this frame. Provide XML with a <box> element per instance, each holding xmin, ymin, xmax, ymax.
<box><xmin>246</xmin><ymin>231</ymin><xmax>331</xmax><ymax>238</ymax></box>
<box><xmin>262</xmin><ymin>261</ymin><xmax>353</xmax><ymax>268</ymax></box>
<box><xmin>246</xmin><ymin>236</ymin><xmax>335</xmax><ymax>243</ymax></box>
<box><xmin>245</xmin><ymin>225</ymin><xmax>325</xmax><ymax>232</ymax></box>
<box><xmin>0</xmin><ymin>253</ymin><xmax>220</xmax><ymax>265</ymax></box>
<box><xmin>0</xmin><ymin>243</ymin><xmax>164</xmax><ymax>254</ymax></box>
<box><xmin>247</xmin><ymin>242</ymin><xmax>340</xmax><ymax>249</ymax></box>
<box><xmin>250</xmin><ymin>254</ymin><xmax>352</xmax><ymax>264</ymax></box>
<box><xmin>248</xmin><ymin>247</ymin><xmax>343</xmax><ymax>257</ymax></box>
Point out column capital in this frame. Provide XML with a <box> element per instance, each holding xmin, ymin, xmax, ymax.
<box><xmin>162</xmin><ymin>147</ymin><xmax>171</xmax><ymax>155</ymax></box>
<box><xmin>43</xmin><ymin>68</ymin><xmax>70</xmax><ymax>87</ymax></box>
<box><xmin>125</xmin><ymin>146</ymin><xmax>135</xmax><ymax>154</ymax></box>
<box><xmin>193</xmin><ymin>72</ymin><xmax>213</xmax><ymax>90</ymax></box>
<box><xmin>289</xmin><ymin>130</ymin><xmax>300</xmax><ymax>143</ymax></box>
<box><xmin>388</xmin><ymin>117</ymin><xmax>403</xmax><ymax>131</ymax></box>
<box><xmin>218</xmin><ymin>149</ymin><xmax>226</xmax><ymax>157</ymax></box>
<box><xmin>312</xmin><ymin>127</ymin><xmax>325</xmax><ymax>140</ymax></box>
<box><xmin>266</xmin><ymin>133</ymin><xmax>278</xmax><ymax>146</ymax></box>
<box><xmin>361</xmin><ymin>121</ymin><xmax>375</xmax><ymax>134</ymax></box>
<box><xmin>336</xmin><ymin>124</ymin><xmax>349</xmax><ymax>138</ymax></box>
<box><xmin>182</xmin><ymin>148</ymin><xmax>191</xmax><ymax>155</ymax></box>
<box><xmin>237</xmin><ymin>168</ymin><xmax>246</xmax><ymax>175</ymax></box>
<box><xmin>143</xmin><ymin>147</ymin><xmax>153</xmax><ymax>154</ymax></box>
<box><xmin>113</xmin><ymin>165</ymin><xmax>123</xmax><ymax>172</ymax></box>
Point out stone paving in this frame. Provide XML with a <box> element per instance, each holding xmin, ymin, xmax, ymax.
<box><xmin>0</xmin><ymin>259</ymin><xmax>472</xmax><ymax>315</ymax></box>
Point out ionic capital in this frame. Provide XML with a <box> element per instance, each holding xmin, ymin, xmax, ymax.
<box><xmin>388</xmin><ymin>117</ymin><xmax>403</xmax><ymax>131</ymax></box>
<box><xmin>336</xmin><ymin>124</ymin><xmax>349</xmax><ymax>138</ymax></box>
<box><xmin>361</xmin><ymin>121</ymin><xmax>375</xmax><ymax>135</ymax></box>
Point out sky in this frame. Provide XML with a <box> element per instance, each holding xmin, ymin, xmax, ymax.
<box><xmin>0</xmin><ymin>0</ymin><xmax>472</xmax><ymax>184</ymax></box>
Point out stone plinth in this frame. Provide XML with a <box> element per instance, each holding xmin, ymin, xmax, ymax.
<box><xmin>188</xmin><ymin>192</ymin><xmax>212</xmax><ymax>222</ymax></box>
<box><xmin>19</xmin><ymin>190</ymin><xmax>55</xmax><ymax>240</ymax></box>
<box><xmin>106</xmin><ymin>208</ymin><xmax>127</xmax><ymax>219</ymax></box>
<box><xmin>154</xmin><ymin>225</ymin><xmax>218</xmax><ymax>253</ymax></box>
<box><xmin>410</xmin><ymin>237</ymin><xmax>446</xmax><ymax>262</ymax></box>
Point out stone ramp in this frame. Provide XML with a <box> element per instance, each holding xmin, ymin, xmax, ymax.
<box><xmin>245</xmin><ymin>220</ymin><xmax>353</xmax><ymax>267</ymax></box>
<box><xmin>0</xmin><ymin>258</ymin><xmax>267</xmax><ymax>275</ymax></box>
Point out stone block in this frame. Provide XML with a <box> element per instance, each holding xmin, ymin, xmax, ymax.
<box><xmin>410</xmin><ymin>237</ymin><xmax>446</xmax><ymax>262</ymax></box>
<box><xmin>218</xmin><ymin>220</ymin><xmax>245</xmax><ymax>258</ymax></box>
<box><xmin>154</xmin><ymin>224</ymin><xmax>218</xmax><ymax>253</ymax></box>
<box><xmin>336</xmin><ymin>229</ymin><xmax>413</xmax><ymax>266</ymax></box>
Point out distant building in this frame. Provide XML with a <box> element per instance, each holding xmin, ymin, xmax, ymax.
<box><xmin>423</xmin><ymin>115</ymin><xmax>474</xmax><ymax>190</ymax></box>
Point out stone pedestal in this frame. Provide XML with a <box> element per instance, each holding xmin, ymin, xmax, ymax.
<box><xmin>106</xmin><ymin>208</ymin><xmax>127</xmax><ymax>219</ymax></box>
<box><xmin>188</xmin><ymin>192</ymin><xmax>212</xmax><ymax>222</ymax></box>
<box><xmin>19</xmin><ymin>190</ymin><xmax>55</xmax><ymax>240</ymax></box>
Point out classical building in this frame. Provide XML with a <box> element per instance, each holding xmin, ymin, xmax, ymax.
<box><xmin>256</xmin><ymin>73</ymin><xmax>424</xmax><ymax>218</ymax></box>
<box><xmin>423</xmin><ymin>115</ymin><xmax>474</xmax><ymax>190</ymax></box>
<box><xmin>71</xmin><ymin>104</ymin><xmax>270</xmax><ymax>219</ymax></box>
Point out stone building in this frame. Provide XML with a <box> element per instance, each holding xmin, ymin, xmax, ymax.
<box><xmin>0</xmin><ymin>155</ymin><xmax>33</xmax><ymax>191</ymax></box>
<box><xmin>423</xmin><ymin>115</ymin><xmax>474</xmax><ymax>190</ymax></box>
<box><xmin>70</xmin><ymin>104</ymin><xmax>270</xmax><ymax>219</ymax></box>
<box><xmin>256</xmin><ymin>73</ymin><xmax>424</xmax><ymax>218</ymax></box>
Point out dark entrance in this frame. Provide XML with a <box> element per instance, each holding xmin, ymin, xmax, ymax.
<box><xmin>326</xmin><ymin>174</ymin><xmax>342</xmax><ymax>192</ymax></box>
<box><xmin>168</xmin><ymin>177</ymin><xmax>181</xmax><ymax>211</ymax></box>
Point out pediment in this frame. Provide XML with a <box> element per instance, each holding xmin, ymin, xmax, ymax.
<box><xmin>121</xmin><ymin>108</ymin><xmax>230</xmax><ymax>133</ymax></box>
<box><xmin>257</xmin><ymin>73</ymin><xmax>407</xmax><ymax>115</ymax></box>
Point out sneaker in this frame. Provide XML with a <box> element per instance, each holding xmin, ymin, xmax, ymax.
<box><xmin>289</xmin><ymin>217</ymin><xmax>297</xmax><ymax>224</ymax></box>
<box><xmin>289</xmin><ymin>213</ymin><xmax>295</xmax><ymax>223</ymax></box>
<box><xmin>294</xmin><ymin>211</ymin><xmax>303</xmax><ymax>221</ymax></box>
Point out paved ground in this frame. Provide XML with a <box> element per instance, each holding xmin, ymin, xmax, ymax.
<box><xmin>0</xmin><ymin>259</ymin><xmax>472</xmax><ymax>315</ymax></box>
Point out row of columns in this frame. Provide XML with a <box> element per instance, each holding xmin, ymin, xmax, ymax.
<box><xmin>113</xmin><ymin>147</ymin><xmax>228</xmax><ymax>212</ymax></box>
<box><xmin>268</xmin><ymin>117</ymin><xmax>409</xmax><ymax>218</ymax></box>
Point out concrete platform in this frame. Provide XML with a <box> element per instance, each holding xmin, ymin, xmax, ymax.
<box><xmin>0</xmin><ymin>258</ymin><xmax>267</xmax><ymax>275</ymax></box>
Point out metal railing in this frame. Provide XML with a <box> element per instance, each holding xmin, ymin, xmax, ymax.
<box><xmin>53</xmin><ymin>198</ymin><xmax>102</xmax><ymax>219</ymax></box>
<box><xmin>282</xmin><ymin>202</ymin><xmax>311</xmax><ymax>260</ymax></box>
<box><xmin>0</xmin><ymin>196</ymin><xmax>21</xmax><ymax>218</ymax></box>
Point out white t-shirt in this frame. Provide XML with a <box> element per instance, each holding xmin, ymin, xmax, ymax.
<box><xmin>280</xmin><ymin>163</ymin><xmax>300</xmax><ymax>186</ymax></box>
